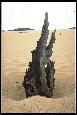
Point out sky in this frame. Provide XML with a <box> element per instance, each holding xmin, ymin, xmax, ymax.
<box><xmin>2</xmin><ymin>2</ymin><xmax>76</xmax><ymax>30</ymax></box>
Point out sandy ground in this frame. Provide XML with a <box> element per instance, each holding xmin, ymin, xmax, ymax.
<box><xmin>1</xmin><ymin>29</ymin><xmax>76</xmax><ymax>113</ymax></box>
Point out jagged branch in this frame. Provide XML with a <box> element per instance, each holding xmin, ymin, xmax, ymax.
<box><xmin>46</xmin><ymin>29</ymin><xmax>56</xmax><ymax>58</ymax></box>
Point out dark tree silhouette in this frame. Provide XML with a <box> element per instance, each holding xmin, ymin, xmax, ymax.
<box><xmin>23</xmin><ymin>12</ymin><xmax>56</xmax><ymax>98</ymax></box>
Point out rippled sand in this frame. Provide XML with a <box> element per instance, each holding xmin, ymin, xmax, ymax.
<box><xmin>1</xmin><ymin>29</ymin><xmax>76</xmax><ymax>113</ymax></box>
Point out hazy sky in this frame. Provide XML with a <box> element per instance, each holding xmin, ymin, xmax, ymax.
<box><xmin>2</xmin><ymin>2</ymin><xmax>76</xmax><ymax>30</ymax></box>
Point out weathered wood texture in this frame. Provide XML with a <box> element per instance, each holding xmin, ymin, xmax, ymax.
<box><xmin>23</xmin><ymin>12</ymin><xmax>56</xmax><ymax>98</ymax></box>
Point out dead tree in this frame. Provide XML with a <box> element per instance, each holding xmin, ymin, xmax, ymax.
<box><xmin>22</xmin><ymin>12</ymin><xmax>56</xmax><ymax>98</ymax></box>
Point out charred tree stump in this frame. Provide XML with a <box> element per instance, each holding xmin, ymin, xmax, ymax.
<box><xmin>22</xmin><ymin>12</ymin><xmax>56</xmax><ymax>98</ymax></box>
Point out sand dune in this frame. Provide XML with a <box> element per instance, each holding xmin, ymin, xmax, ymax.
<box><xmin>1</xmin><ymin>29</ymin><xmax>76</xmax><ymax>113</ymax></box>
